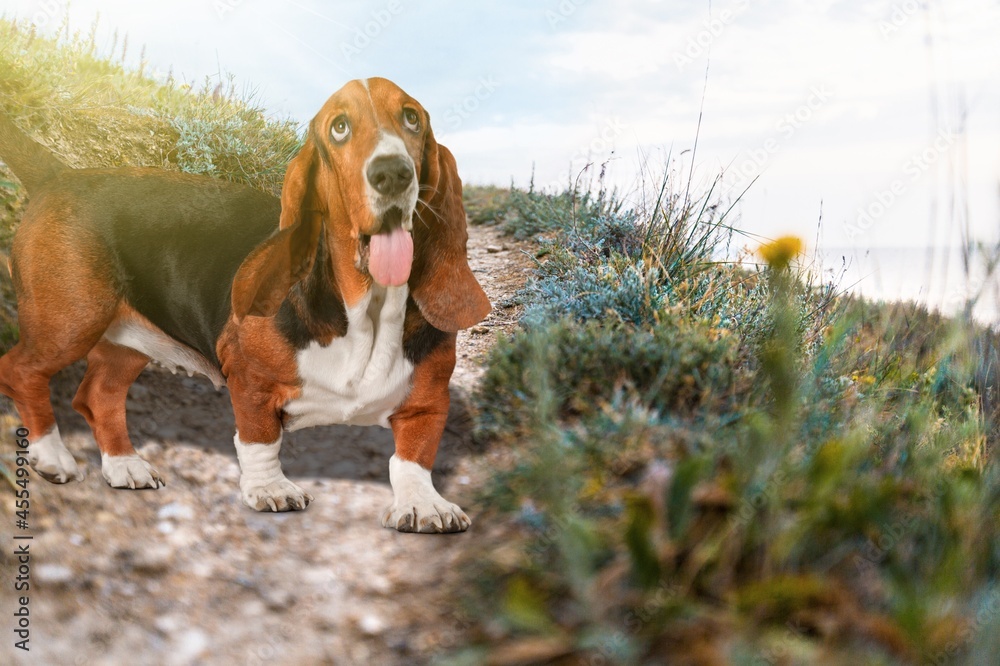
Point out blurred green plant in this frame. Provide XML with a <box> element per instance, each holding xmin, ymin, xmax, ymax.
<box><xmin>454</xmin><ymin>169</ymin><xmax>1000</xmax><ymax>664</ymax></box>
<box><xmin>463</xmin><ymin>184</ymin><xmax>512</xmax><ymax>226</ymax></box>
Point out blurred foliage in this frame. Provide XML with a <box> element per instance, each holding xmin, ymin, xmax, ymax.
<box><xmin>452</xmin><ymin>172</ymin><xmax>1000</xmax><ymax>665</ymax></box>
<box><xmin>463</xmin><ymin>184</ymin><xmax>512</xmax><ymax>227</ymax></box>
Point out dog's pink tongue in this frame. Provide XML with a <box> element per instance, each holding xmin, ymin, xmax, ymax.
<box><xmin>368</xmin><ymin>226</ymin><xmax>413</xmax><ymax>287</ymax></box>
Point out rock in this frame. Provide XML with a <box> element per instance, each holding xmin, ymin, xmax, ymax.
<box><xmin>358</xmin><ymin>612</ymin><xmax>387</xmax><ymax>636</ymax></box>
<box><xmin>36</xmin><ymin>564</ymin><xmax>74</xmax><ymax>585</ymax></box>
<box><xmin>132</xmin><ymin>545</ymin><xmax>173</xmax><ymax>574</ymax></box>
<box><xmin>155</xmin><ymin>614</ymin><xmax>183</xmax><ymax>635</ymax></box>
<box><xmin>486</xmin><ymin>244</ymin><xmax>504</xmax><ymax>253</ymax></box>
<box><xmin>158</xmin><ymin>502</ymin><xmax>194</xmax><ymax>521</ymax></box>
<box><xmin>190</xmin><ymin>561</ymin><xmax>214</xmax><ymax>578</ymax></box>
<box><xmin>139</xmin><ymin>441</ymin><xmax>164</xmax><ymax>457</ymax></box>
<box><xmin>261</xmin><ymin>586</ymin><xmax>296</xmax><ymax>610</ymax></box>
<box><xmin>315</xmin><ymin>598</ymin><xmax>348</xmax><ymax>631</ymax></box>
<box><xmin>171</xmin><ymin>629</ymin><xmax>209</xmax><ymax>664</ymax></box>
<box><xmin>242</xmin><ymin>599</ymin><xmax>267</xmax><ymax>617</ymax></box>
<box><xmin>472</xmin><ymin>326</ymin><xmax>490</xmax><ymax>334</ymax></box>
<box><xmin>175</xmin><ymin>456</ymin><xmax>221</xmax><ymax>485</ymax></box>
<box><xmin>368</xmin><ymin>575</ymin><xmax>393</xmax><ymax>595</ymax></box>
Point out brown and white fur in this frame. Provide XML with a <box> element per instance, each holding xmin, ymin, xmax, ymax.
<box><xmin>0</xmin><ymin>77</ymin><xmax>491</xmax><ymax>533</ymax></box>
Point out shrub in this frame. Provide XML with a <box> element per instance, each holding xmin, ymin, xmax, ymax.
<box><xmin>457</xmin><ymin>171</ymin><xmax>1000</xmax><ymax>664</ymax></box>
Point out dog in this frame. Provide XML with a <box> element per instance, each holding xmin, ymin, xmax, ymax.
<box><xmin>0</xmin><ymin>77</ymin><xmax>491</xmax><ymax>533</ymax></box>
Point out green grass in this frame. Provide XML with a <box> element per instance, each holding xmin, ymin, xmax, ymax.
<box><xmin>0</xmin><ymin>15</ymin><xmax>300</xmax><ymax>203</ymax></box>
<box><xmin>446</xmin><ymin>181</ymin><xmax>1000</xmax><ymax>665</ymax></box>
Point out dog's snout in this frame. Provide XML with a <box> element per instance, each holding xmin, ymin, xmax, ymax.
<box><xmin>367</xmin><ymin>156</ymin><xmax>413</xmax><ymax>196</ymax></box>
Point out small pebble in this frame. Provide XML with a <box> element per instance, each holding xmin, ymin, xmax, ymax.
<box><xmin>158</xmin><ymin>502</ymin><xmax>194</xmax><ymax>521</ymax></box>
<box><xmin>173</xmin><ymin>629</ymin><xmax>208</xmax><ymax>663</ymax></box>
<box><xmin>155</xmin><ymin>615</ymin><xmax>182</xmax><ymax>634</ymax></box>
<box><xmin>132</xmin><ymin>545</ymin><xmax>173</xmax><ymax>574</ymax></box>
<box><xmin>368</xmin><ymin>575</ymin><xmax>393</xmax><ymax>595</ymax></box>
<box><xmin>36</xmin><ymin>564</ymin><xmax>74</xmax><ymax>585</ymax></box>
<box><xmin>262</xmin><ymin>587</ymin><xmax>296</xmax><ymax>610</ymax></box>
<box><xmin>358</xmin><ymin>613</ymin><xmax>386</xmax><ymax>636</ymax></box>
<box><xmin>190</xmin><ymin>561</ymin><xmax>214</xmax><ymax>578</ymax></box>
<box><xmin>139</xmin><ymin>441</ymin><xmax>164</xmax><ymax>457</ymax></box>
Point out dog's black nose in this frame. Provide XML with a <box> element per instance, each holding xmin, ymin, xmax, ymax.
<box><xmin>367</xmin><ymin>156</ymin><xmax>413</xmax><ymax>196</ymax></box>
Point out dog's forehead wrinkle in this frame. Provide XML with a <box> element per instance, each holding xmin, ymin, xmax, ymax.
<box><xmin>360</xmin><ymin>77</ymin><xmax>377</xmax><ymax>116</ymax></box>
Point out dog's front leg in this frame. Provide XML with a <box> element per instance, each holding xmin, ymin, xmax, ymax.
<box><xmin>228</xmin><ymin>373</ymin><xmax>312</xmax><ymax>512</ymax></box>
<box><xmin>383</xmin><ymin>335</ymin><xmax>470</xmax><ymax>533</ymax></box>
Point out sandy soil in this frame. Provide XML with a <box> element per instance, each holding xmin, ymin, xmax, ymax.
<box><xmin>0</xmin><ymin>223</ymin><xmax>532</xmax><ymax>666</ymax></box>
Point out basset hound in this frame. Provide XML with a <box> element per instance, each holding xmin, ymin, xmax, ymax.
<box><xmin>0</xmin><ymin>77</ymin><xmax>491</xmax><ymax>533</ymax></box>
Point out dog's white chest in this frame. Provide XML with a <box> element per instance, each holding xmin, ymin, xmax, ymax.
<box><xmin>282</xmin><ymin>285</ymin><xmax>414</xmax><ymax>430</ymax></box>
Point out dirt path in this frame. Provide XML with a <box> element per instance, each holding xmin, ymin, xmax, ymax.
<box><xmin>1</xmin><ymin>224</ymin><xmax>531</xmax><ymax>666</ymax></box>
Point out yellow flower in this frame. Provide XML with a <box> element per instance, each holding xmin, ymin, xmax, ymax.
<box><xmin>758</xmin><ymin>236</ymin><xmax>804</xmax><ymax>271</ymax></box>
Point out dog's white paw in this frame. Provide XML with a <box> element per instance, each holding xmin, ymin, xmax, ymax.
<box><xmin>383</xmin><ymin>455</ymin><xmax>471</xmax><ymax>534</ymax></box>
<box><xmin>241</xmin><ymin>478</ymin><xmax>313</xmax><ymax>512</ymax></box>
<box><xmin>26</xmin><ymin>427</ymin><xmax>82</xmax><ymax>484</ymax></box>
<box><xmin>234</xmin><ymin>434</ymin><xmax>312</xmax><ymax>512</ymax></box>
<box><xmin>381</xmin><ymin>498</ymin><xmax>470</xmax><ymax>533</ymax></box>
<box><xmin>102</xmin><ymin>453</ymin><xmax>164</xmax><ymax>489</ymax></box>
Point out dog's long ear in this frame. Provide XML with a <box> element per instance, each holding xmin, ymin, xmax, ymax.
<box><xmin>410</xmin><ymin>127</ymin><xmax>491</xmax><ymax>332</ymax></box>
<box><xmin>279</xmin><ymin>138</ymin><xmax>319</xmax><ymax>230</ymax></box>
<box><xmin>231</xmin><ymin>140</ymin><xmax>322</xmax><ymax>320</ymax></box>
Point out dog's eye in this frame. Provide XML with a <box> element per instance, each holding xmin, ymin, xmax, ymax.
<box><xmin>331</xmin><ymin>116</ymin><xmax>351</xmax><ymax>143</ymax></box>
<box><xmin>402</xmin><ymin>108</ymin><xmax>420</xmax><ymax>133</ymax></box>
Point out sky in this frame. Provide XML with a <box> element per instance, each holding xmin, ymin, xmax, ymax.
<box><xmin>3</xmin><ymin>0</ymin><xmax>1000</xmax><ymax>312</ymax></box>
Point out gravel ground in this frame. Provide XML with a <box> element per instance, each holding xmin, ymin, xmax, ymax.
<box><xmin>0</xmin><ymin>224</ymin><xmax>532</xmax><ymax>666</ymax></box>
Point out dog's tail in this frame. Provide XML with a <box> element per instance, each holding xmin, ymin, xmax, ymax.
<box><xmin>0</xmin><ymin>114</ymin><xmax>67</xmax><ymax>194</ymax></box>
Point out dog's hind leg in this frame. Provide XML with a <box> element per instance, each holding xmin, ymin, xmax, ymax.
<box><xmin>0</xmin><ymin>316</ymin><xmax>115</xmax><ymax>483</ymax></box>
<box><xmin>72</xmin><ymin>339</ymin><xmax>162</xmax><ymax>489</ymax></box>
<box><xmin>0</xmin><ymin>341</ymin><xmax>84</xmax><ymax>482</ymax></box>
<box><xmin>0</xmin><ymin>216</ymin><xmax>119</xmax><ymax>483</ymax></box>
